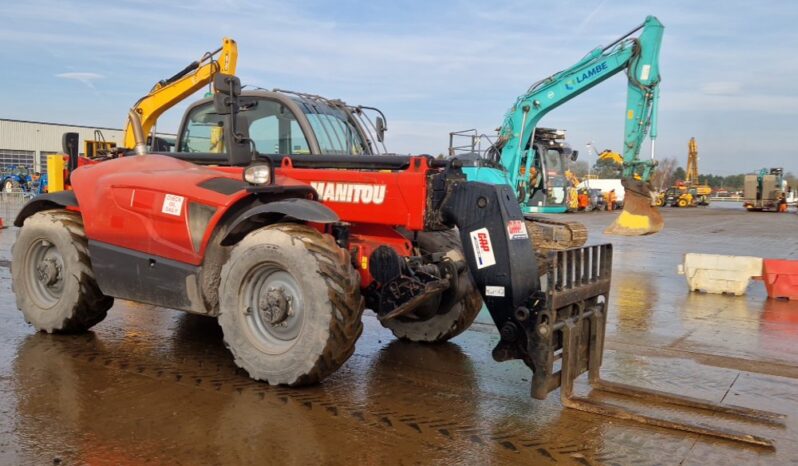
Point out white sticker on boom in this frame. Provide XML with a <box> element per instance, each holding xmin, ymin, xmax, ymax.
<box><xmin>469</xmin><ymin>227</ymin><xmax>496</xmax><ymax>269</ymax></box>
<box><xmin>485</xmin><ymin>286</ymin><xmax>505</xmax><ymax>297</ymax></box>
<box><xmin>640</xmin><ymin>64</ymin><xmax>651</xmax><ymax>81</ymax></box>
<box><xmin>162</xmin><ymin>194</ymin><xmax>184</xmax><ymax>216</ymax></box>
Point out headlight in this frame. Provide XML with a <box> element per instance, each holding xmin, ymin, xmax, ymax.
<box><xmin>243</xmin><ymin>162</ymin><xmax>272</xmax><ymax>185</ymax></box>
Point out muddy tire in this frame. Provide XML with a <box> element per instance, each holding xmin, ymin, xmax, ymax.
<box><xmin>382</xmin><ymin>229</ymin><xmax>483</xmax><ymax>343</ymax></box>
<box><xmin>12</xmin><ymin>210</ymin><xmax>113</xmax><ymax>333</ymax></box>
<box><xmin>218</xmin><ymin>223</ymin><xmax>364</xmax><ymax>386</ymax></box>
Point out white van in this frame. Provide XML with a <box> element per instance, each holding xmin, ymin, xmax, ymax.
<box><xmin>577</xmin><ymin>179</ymin><xmax>625</xmax><ymax>205</ymax></box>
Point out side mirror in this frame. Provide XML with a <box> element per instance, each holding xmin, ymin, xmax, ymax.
<box><xmin>213</xmin><ymin>74</ymin><xmax>242</xmax><ymax>115</ymax></box>
<box><xmin>571</xmin><ymin>150</ymin><xmax>579</xmax><ymax>161</ymax></box>
<box><xmin>212</xmin><ymin>74</ymin><xmax>251</xmax><ymax>166</ymax></box>
<box><xmin>375</xmin><ymin>116</ymin><xmax>386</xmax><ymax>143</ymax></box>
<box><xmin>62</xmin><ymin>132</ymin><xmax>80</xmax><ymax>176</ymax></box>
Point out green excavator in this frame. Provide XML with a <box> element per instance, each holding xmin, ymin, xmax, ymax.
<box><xmin>454</xmin><ymin>16</ymin><xmax>665</xmax><ymax>239</ymax></box>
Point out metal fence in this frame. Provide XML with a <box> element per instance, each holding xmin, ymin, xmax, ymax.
<box><xmin>0</xmin><ymin>192</ymin><xmax>30</xmax><ymax>226</ymax></box>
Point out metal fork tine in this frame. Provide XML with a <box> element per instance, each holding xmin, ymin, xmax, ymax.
<box><xmin>592</xmin><ymin>379</ymin><xmax>786</xmax><ymax>425</ymax></box>
<box><xmin>548</xmin><ymin>244</ymin><xmax>782</xmax><ymax>449</ymax></box>
<box><xmin>565</xmin><ymin>249</ymin><xmax>573</xmax><ymax>288</ymax></box>
<box><xmin>561</xmin><ymin>395</ymin><xmax>776</xmax><ymax>448</ymax></box>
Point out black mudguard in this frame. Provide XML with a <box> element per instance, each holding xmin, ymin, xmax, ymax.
<box><xmin>14</xmin><ymin>191</ymin><xmax>79</xmax><ymax>227</ymax></box>
<box><xmin>220</xmin><ymin>198</ymin><xmax>339</xmax><ymax>245</ymax></box>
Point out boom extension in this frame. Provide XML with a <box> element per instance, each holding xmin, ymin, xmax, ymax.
<box><xmin>436</xmin><ymin>175</ymin><xmax>782</xmax><ymax>447</ymax></box>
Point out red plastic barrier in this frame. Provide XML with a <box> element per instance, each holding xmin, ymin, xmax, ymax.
<box><xmin>763</xmin><ymin>259</ymin><xmax>798</xmax><ymax>300</ymax></box>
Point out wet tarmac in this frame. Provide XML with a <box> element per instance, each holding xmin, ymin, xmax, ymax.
<box><xmin>1</xmin><ymin>205</ymin><xmax>797</xmax><ymax>465</ymax></box>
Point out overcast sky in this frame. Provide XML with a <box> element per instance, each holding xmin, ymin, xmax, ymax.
<box><xmin>1</xmin><ymin>0</ymin><xmax>795</xmax><ymax>175</ymax></box>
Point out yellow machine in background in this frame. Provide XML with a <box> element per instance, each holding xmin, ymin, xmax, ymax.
<box><xmin>84</xmin><ymin>130</ymin><xmax>117</xmax><ymax>158</ymax></box>
<box><xmin>655</xmin><ymin>184</ymin><xmax>695</xmax><ymax>207</ymax></box>
<box><xmin>49</xmin><ymin>38</ymin><xmax>239</xmax><ymax>190</ymax></box>
<box><xmin>124</xmin><ymin>37</ymin><xmax>238</xmax><ymax>153</ymax></box>
<box><xmin>686</xmin><ymin>137</ymin><xmax>711</xmax><ymax>205</ymax></box>
<box><xmin>597</xmin><ymin>149</ymin><xmax>624</xmax><ymax>166</ymax></box>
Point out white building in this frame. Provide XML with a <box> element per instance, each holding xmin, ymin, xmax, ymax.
<box><xmin>0</xmin><ymin>118</ymin><xmax>124</xmax><ymax>173</ymax></box>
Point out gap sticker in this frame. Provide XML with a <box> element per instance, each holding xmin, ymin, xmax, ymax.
<box><xmin>162</xmin><ymin>194</ymin><xmax>185</xmax><ymax>216</ymax></box>
<box><xmin>506</xmin><ymin>220</ymin><xmax>528</xmax><ymax>240</ymax></box>
<box><xmin>485</xmin><ymin>286</ymin><xmax>505</xmax><ymax>297</ymax></box>
<box><xmin>469</xmin><ymin>228</ymin><xmax>496</xmax><ymax>269</ymax></box>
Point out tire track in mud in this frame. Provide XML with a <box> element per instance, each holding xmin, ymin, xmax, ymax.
<box><xmin>28</xmin><ymin>334</ymin><xmax>702</xmax><ymax>465</ymax></box>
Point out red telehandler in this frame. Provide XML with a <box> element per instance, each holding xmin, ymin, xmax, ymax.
<box><xmin>12</xmin><ymin>69</ymin><xmax>783</xmax><ymax>447</ymax></box>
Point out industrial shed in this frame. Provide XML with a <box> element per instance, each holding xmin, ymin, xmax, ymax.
<box><xmin>0</xmin><ymin>118</ymin><xmax>124</xmax><ymax>173</ymax></box>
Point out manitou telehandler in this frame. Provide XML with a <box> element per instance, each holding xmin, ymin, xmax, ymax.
<box><xmin>13</xmin><ymin>61</ymin><xmax>783</xmax><ymax>447</ymax></box>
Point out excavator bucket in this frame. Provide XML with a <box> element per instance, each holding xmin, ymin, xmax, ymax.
<box><xmin>605</xmin><ymin>177</ymin><xmax>664</xmax><ymax>236</ymax></box>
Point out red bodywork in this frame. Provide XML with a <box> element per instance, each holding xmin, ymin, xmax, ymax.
<box><xmin>71</xmin><ymin>155</ymin><xmax>310</xmax><ymax>266</ymax></box>
<box><xmin>274</xmin><ymin>157</ymin><xmax>431</xmax><ymax>287</ymax></box>
<box><xmin>71</xmin><ymin>154</ymin><xmax>436</xmax><ymax>288</ymax></box>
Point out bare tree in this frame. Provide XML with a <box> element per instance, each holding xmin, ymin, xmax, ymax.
<box><xmin>651</xmin><ymin>157</ymin><xmax>678</xmax><ymax>192</ymax></box>
<box><xmin>569</xmin><ymin>160</ymin><xmax>590</xmax><ymax>178</ymax></box>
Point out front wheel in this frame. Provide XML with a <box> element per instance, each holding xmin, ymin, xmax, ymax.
<box><xmin>12</xmin><ymin>210</ymin><xmax>113</xmax><ymax>333</ymax></box>
<box><xmin>382</xmin><ymin>229</ymin><xmax>483</xmax><ymax>343</ymax></box>
<box><xmin>218</xmin><ymin>223</ymin><xmax>364</xmax><ymax>386</ymax></box>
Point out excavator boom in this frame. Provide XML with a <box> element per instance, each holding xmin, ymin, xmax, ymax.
<box><xmin>123</xmin><ymin>37</ymin><xmax>238</xmax><ymax>153</ymax></box>
<box><xmin>462</xmin><ymin>16</ymin><xmax>664</xmax><ymax>236</ymax></box>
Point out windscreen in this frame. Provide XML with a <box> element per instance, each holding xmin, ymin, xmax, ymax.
<box><xmin>292</xmin><ymin>98</ymin><xmax>368</xmax><ymax>155</ymax></box>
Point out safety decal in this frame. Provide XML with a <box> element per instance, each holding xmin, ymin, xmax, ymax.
<box><xmin>469</xmin><ymin>228</ymin><xmax>496</xmax><ymax>269</ymax></box>
<box><xmin>506</xmin><ymin>220</ymin><xmax>528</xmax><ymax>240</ymax></box>
<box><xmin>485</xmin><ymin>286</ymin><xmax>505</xmax><ymax>297</ymax></box>
<box><xmin>162</xmin><ymin>194</ymin><xmax>185</xmax><ymax>216</ymax></box>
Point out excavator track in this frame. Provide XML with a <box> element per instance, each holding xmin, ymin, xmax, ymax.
<box><xmin>525</xmin><ymin>216</ymin><xmax>588</xmax><ymax>250</ymax></box>
<box><xmin>525</xmin><ymin>217</ymin><xmax>588</xmax><ymax>276</ymax></box>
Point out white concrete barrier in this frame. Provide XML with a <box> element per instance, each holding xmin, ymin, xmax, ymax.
<box><xmin>677</xmin><ymin>253</ymin><xmax>763</xmax><ymax>296</ymax></box>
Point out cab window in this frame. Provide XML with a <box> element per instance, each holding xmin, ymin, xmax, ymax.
<box><xmin>180</xmin><ymin>99</ymin><xmax>310</xmax><ymax>155</ymax></box>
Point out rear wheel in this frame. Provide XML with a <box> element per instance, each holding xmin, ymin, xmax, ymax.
<box><xmin>218</xmin><ymin>223</ymin><xmax>364</xmax><ymax>386</ymax></box>
<box><xmin>382</xmin><ymin>229</ymin><xmax>483</xmax><ymax>343</ymax></box>
<box><xmin>12</xmin><ymin>210</ymin><xmax>113</xmax><ymax>333</ymax></box>
<box><xmin>678</xmin><ymin>198</ymin><xmax>688</xmax><ymax>207</ymax></box>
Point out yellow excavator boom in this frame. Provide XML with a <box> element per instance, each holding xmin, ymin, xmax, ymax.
<box><xmin>686</xmin><ymin>137</ymin><xmax>699</xmax><ymax>184</ymax></box>
<box><xmin>123</xmin><ymin>37</ymin><xmax>238</xmax><ymax>152</ymax></box>
<box><xmin>597</xmin><ymin>149</ymin><xmax>624</xmax><ymax>165</ymax></box>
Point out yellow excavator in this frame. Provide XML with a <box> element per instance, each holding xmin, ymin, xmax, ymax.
<box><xmin>597</xmin><ymin>149</ymin><xmax>624</xmax><ymax>166</ymax></box>
<box><xmin>685</xmin><ymin>137</ymin><xmax>711</xmax><ymax>205</ymax></box>
<box><xmin>49</xmin><ymin>38</ymin><xmax>238</xmax><ymax>190</ymax></box>
<box><xmin>654</xmin><ymin>137</ymin><xmax>711</xmax><ymax>208</ymax></box>
<box><xmin>124</xmin><ymin>38</ymin><xmax>238</xmax><ymax>154</ymax></box>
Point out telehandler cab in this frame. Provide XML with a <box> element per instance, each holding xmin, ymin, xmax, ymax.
<box><xmin>13</xmin><ymin>70</ymin><xmax>783</xmax><ymax>447</ymax></box>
